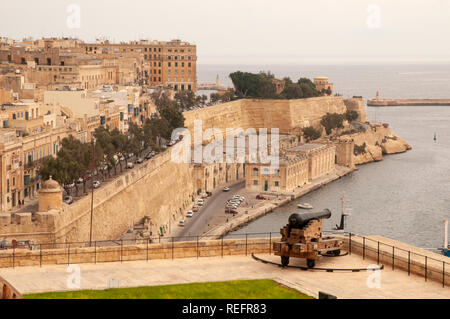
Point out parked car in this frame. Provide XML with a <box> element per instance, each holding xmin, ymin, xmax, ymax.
<box><xmin>135</xmin><ymin>157</ymin><xmax>144</xmax><ymax>164</ymax></box>
<box><xmin>192</xmin><ymin>205</ymin><xmax>199</xmax><ymax>212</ymax></box>
<box><xmin>76</xmin><ymin>177</ymin><xmax>83</xmax><ymax>184</ymax></box>
<box><xmin>223</xmin><ymin>187</ymin><xmax>230</xmax><ymax>192</ymax></box>
<box><xmin>186</xmin><ymin>211</ymin><xmax>194</xmax><ymax>218</ymax></box>
<box><xmin>127</xmin><ymin>162</ymin><xmax>134</xmax><ymax>169</ymax></box>
<box><xmin>145</xmin><ymin>152</ymin><xmax>153</xmax><ymax>160</ymax></box>
<box><xmin>119</xmin><ymin>156</ymin><xmax>125</xmax><ymax>161</ymax></box>
<box><xmin>201</xmin><ymin>193</ymin><xmax>208</xmax><ymax>199</ymax></box>
<box><xmin>206</xmin><ymin>191</ymin><xmax>212</xmax><ymax>197</ymax></box>
<box><xmin>226</xmin><ymin>204</ymin><xmax>238</xmax><ymax>209</ymax></box>
<box><xmin>64</xmin><ymin>196</ymin><xmax>73</xmax><ymax>205</ymax></box>
<box><xmin>66</xmin><ymin>182</ymin><xmax>75</xmax><ymax>188</ymax></box>
<box><xmin>93</xmin><ymin>181</ymin><xmax>100</xmax><ymax>189</ymax></box>
<box><xmin>225</xmin><ymin>209</ymin><xmax>238</xmax><ymax>215</ymax></box>
<box><xmin>198</xmin><ymin>199</ymin><xmax>204</xmax><ymax>206</ymax></box>
<box><xmin>178</xmin><ymin>220</ymin><xmax>185</xmax><ymax>227</ymax></box>
<box><xmin>256</xmin><ymin>195</ymin><xmax>267</xmax><ymax>200</ymax></box>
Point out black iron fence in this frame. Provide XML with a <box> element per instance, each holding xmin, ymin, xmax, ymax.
<box><xmin>347</xmin><ymin>233</ymin><xmax>449</xmax><ymax>288</ymax></box>
<box><xmin>0</xmin><ymin>231</ymin><xmax>448</xmax><ymax>288</ymax></box>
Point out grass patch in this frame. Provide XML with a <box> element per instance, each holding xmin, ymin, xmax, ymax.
<box><xmin>25</xmin><ymin>279</ymin><xmax>313</xmax><ymax>299</ymax></box>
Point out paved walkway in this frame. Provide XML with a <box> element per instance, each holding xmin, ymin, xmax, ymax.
<box><xmin>1</xmin><ymin>253</ymin><xmax>448</xmax><ymax>298</ymax></box>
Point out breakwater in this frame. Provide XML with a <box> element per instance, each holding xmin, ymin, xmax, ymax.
<box><xmin>367</xmin><ymin>98</ymin><xmax>450</xmax><ymax>107</ymax></box>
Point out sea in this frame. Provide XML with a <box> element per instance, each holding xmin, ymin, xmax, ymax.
<box><xmin>198</xmin><ymin>64</ymin><xmax>450</xmax><ymax>250</ymax></box>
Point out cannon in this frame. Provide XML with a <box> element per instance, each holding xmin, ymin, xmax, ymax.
<box><xmin>273</xmin><ymin>209</ymin><xmax>343</xmax><ymax>268</ymax></box>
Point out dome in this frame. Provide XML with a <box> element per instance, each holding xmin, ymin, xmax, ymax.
<box><xmin>42</xmin><ymin>176</ymin><xmax>60</xmax><ymax>190</ymax></box>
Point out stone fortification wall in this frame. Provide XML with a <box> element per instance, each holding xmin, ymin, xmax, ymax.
<box><xmin>183</xmin><ymin>96</ymin><xmax>356</xmax><ymax>136</ymax></box>
<box><xmin>0</xmin><ymin>148</ymin><xmax>196</xmax><ymax>244</ymax></box>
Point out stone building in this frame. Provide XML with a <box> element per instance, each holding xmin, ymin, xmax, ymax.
<box><xmin>81</xmin><ymin>39</ymin><xmax>197</xmax><ymax>92</ymax></box>
<box><xmin>245</xmin><ymin>155</ymin><xmax>308</xmax><ymax>192</ymax></box>
<box><xmin>313</xmin><ymin>76</ymin><xmax>334</xmax><ymax>95</ymax></box>
<box><xmin>38</xmin><ymin>176</ymin><xmax>62</xmax><ymax>212</ymax></box>
<box><xmin>0</xmin><ymin>130</ymin><xmax>23</xmax><ymax>211</ymax></box>
<box><xmin>245</xmin><ymin>143</ymin><xmax>336</xmax><ymax>193</ymax></box>
<box><xmin>285</xmin><ymin>144</ymin><xmax>336</xmax><ymax>181</ymax></box>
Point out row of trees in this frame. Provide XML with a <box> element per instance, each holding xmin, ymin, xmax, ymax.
<box><xmin>229</xmin><ymin>71</ymin><xmax>324</xmax><ymax>100</ymax></box>
<box><xmin>40</xmin><ymin>96</ymin><xmax>185</xmax><ymax>196</ymax></box>
<box><xmin>303</xmin><ymin>110</ymin><xmax>360</xmax><ymax>141</ymax></box>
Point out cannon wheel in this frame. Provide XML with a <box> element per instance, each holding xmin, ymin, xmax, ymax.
<box><xmin>307</xmin><ymin>259</ymin><xmax>315</xmax><ymax>268</ymax></box>
<box><xmin>332</xmin><ymin>249</ymin><xmax>341</xmax><ymax>256</ymax></box>
<box><xmin>281</xmin><ymin>256</ymin><xmax>290</xmax><ymax>267</ymax></box>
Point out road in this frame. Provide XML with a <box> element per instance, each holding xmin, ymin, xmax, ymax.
<box><xmin>174</xmin><ymin>180</ymin><xmax>245</xmax><ymax>240</ymax></box>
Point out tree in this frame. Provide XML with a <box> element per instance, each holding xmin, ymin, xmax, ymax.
<box><xmin>345</xmin><ymin>110</ymin><xmax>359</xmax><ymax>122</ymax></box>
<box><xmin>297</xmin><ymin>78</ymin><xmax>320</xmax><ymax>98</ymax></box>
<box><xmin>302</xmin><ymin>126</ymin><xmax>321</xmax><ymax>141</ymax></box>
<box><xmin>280</xmin><ymin>83</ymin><xmax>303</xmax><ymax>99</ymax></box>
<box><xmin>320</xmin><ymin>113</ymin><xmax>345</xmax><ymax>135</ymax></box>
<box><xmin>111</xmin><ymin>128</ymin><xmax>128</xmax><ymax>172</ymax></box>
<box><xmin>128</xmin><ymin>122</ymin><xmax>145</xmax><ymax>157</ymax></box>
<box><xmin>160</xmin><ymin>106</ymin><xmax>185</xmax><ymax>131</ymax></box>
<box><xmin>229</xmin><ymin>71</ymin><xmax>277</xmax><ymax>98</ymax></box>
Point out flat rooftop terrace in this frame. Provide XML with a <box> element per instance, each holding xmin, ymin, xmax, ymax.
<box><xmin>1</xmin><ymin>253</ymin><xmax>448</xmax><ymax>298</ymax></box>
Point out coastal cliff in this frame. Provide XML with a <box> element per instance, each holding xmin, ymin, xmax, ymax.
<box><xmin>338</xmin><ymin>123</ymin><xmax>411</xmax><ymax>165</ymax></box>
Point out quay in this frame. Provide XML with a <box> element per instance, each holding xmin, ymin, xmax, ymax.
<box><xmin>201</xmin><ymin>165</ymin><xmax>354</xmax><ymax>239</ymax></box>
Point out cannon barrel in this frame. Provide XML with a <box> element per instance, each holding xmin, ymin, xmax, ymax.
<box><xmin>288</xmin><ymin>209</ymin><xmax>331</xmax><ymax>228</ymax></box>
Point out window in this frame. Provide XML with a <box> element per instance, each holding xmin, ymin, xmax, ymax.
<box><xmin>253</xmin><ymin>180</ymin><xmax>258</xmax><ymax>186</ymax></box>
<box><xmin>274</xmin><ymin>181</ymin><xmax>280</xmax><ymax>187</ymax></box>
<box><xmin>252</xmin><ymin>168</ymin><xmax>259</xmax><ymax>176</ymax></box>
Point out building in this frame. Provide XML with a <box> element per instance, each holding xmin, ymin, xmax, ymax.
<box><xmin>81</xmin><ymin>39</ymin><xmax>197</xmax><ymax>92</ymax></box>
<box><xmin>0</xmin><ymin>130</ymin><xmax>23</xmax><ymax>211</ymax></box>
<box><xmin>245</xmin><ymin>155</ymin><xmax>308</xmax><ymax>192</ymax></box>
<box><xmin>245</xmin><ymin>143</ymin><xmax>336</xmax><ymax>193</ymax></box>
<box><xmin>285</xmin><ymin>144</ymin><xmax>336</xmax><ymax>181</ymax></box>
<box><xmin>313</xmin><ymin>76</ymin><xmax>334</xmax><ymax>95</ymax></box>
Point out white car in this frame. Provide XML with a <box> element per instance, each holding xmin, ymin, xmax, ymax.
<box><xmin>198</xmin><ymin>199</ymin><xmax>204</xmax><ymax>206</ymax></box>
<box><xmin>179</xmin><ymin>220</ymin><xmax>185</xmax><ymax>227</ymax></box>
<box><xmin>192</xmin><ymin>205</ymin><xmax>199</xmax><ymax>212</ymax></box>
<box><xmin>186</xmin><ymin>210</ymin><xmax>194</xmax><ymax>218</ymax></box>
<box><xmin>223</xmin><ymin>187</ymin><xmax>230</xmax><ymax>192</ymax></box>
<box><xmin>93</xmin><ymin>181</ymin><xmax>100</xmax><ymax>189</ymax></box>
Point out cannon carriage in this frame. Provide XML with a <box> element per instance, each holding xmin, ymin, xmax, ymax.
<box><xmin>273</xmin><ymin>209</ymin><xmax>343</xmax><ymax>268</ymax></box>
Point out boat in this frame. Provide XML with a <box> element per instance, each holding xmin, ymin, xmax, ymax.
<box><xmin>298</xmin><ymin>203</ymin><xmax>313</xmax><ymax>209</ymax></box>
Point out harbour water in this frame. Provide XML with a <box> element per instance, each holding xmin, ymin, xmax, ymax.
<box><xmin>198</xmin><ymin>64</ymin><xmax>450</xmax><ymax>249</ymax></box>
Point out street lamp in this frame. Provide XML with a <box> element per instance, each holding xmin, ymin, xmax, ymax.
<box><xmin>89</xmin><ymin>137</ymin><xmax>96</xmax><ymax>246</ymax></box>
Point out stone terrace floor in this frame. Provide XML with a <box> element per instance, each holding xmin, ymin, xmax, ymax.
<box><xmin>1</xmin><ymin>253</ymin><xmax>449</xmax><ymax>298</ymax></box>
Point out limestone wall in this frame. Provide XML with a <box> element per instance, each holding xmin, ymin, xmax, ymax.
<box><xmin>0</xmin><ymin>237</ymin><xmax>279</xmax><ymax>268</ymax></box>
<box><xmin>54</xmin><ymin>149</ymin><xmax>196</xmax><ymax>243</ymax></box>
<box><xmin>183</xmin><ymin>96</ymin><xmax>354</xmax><ymax>136</ymax></box>
<box><xmin>0</xmin><ymin>148</ymin><xmax>197</xmax><ymax>244</ymax></box>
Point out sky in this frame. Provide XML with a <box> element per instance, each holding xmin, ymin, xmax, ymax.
<box><xmin>1</xmin><ymin>0</ymin><xmax>450</xmax><ymax>65</ymax></box>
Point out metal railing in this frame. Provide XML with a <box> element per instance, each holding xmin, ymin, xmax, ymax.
<box><xmin>0</xmin><ymin>231</ymin><xmax>448</xmax><ymax>288</ymax></box>
<box><xmin>348</xmin><ymin>233</ymin><xmax>449</xmax><ymax>288</ymax></box>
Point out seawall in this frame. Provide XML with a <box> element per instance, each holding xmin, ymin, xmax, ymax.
<box><xmin>367</xmin><ymin>98</ymin><xmax>450</xmax><ymax>107</ymax></box>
